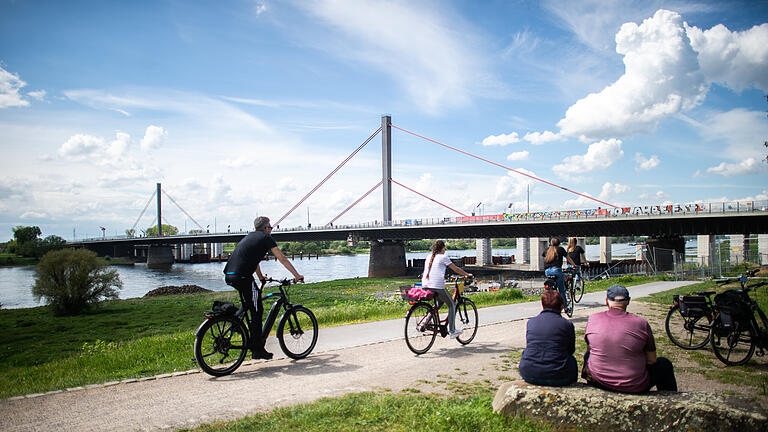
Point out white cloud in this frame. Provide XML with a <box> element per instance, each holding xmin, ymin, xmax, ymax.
<box><xmin>706</xmin><ymin>158</ymin><xmax>766</xmax><ymax>177</ymax></box>
<box><xmin>634</xmin><ymin>153</ymin><xmax>660</xmax><ymax>171</ymax></box>
<box><xmin>59</xmin><ymin>134</ymin><xmax>105</xmax><ymax>158</ymax></box>
<box><xmin>20</xmin><ymin>211</ymin><xmax>47</xmax><ymax>219</ymax></box>
<box><xmin>295</xmin><ymin>0</ymin><xmax>496</xmax><ymax>113</ymax></box>
<box><xmin>506</xmin><ymin>151</ymin><xmax>529</xmax><ymax>161</ymax></box>
<box><xmin>27</xmin><ymin>90</ymin><xmax>46</xmax><ymax>101</ymax></box>
<box><xmin>686</xmin><ymin>22</ymin><xmax>768</xmax><ymax>92</ymax></box>
<box><xmin>692</xmin><ymin>169</ymin><xmax>703</xmax><ymax>178</ymax></box>
<box><xmin>107</xmin><ymin>132</ymin><xmax>131</xmax><ymax>158</ymax></box>
<box><xmin>557</xmin><ymin>10</ymin><xmax>707</xmax><ymax>139</ymax></box>
<box><xmin>639</xmin><ymin>190</ymin><xmax>668</xmax><ymax>200</ymax></box>
<box><xmin>482</xmin><ymin>132</ymin><xmax>519</xmax><ymax>146</ymax></box>
<box><xmin>523</xmin><ymin>131</ymin><xmax>562</xmax><ymax>145</ymax></box>
<box><xmin>495</xmin><ymin>169</ymin><xmax>537</xmax><ymax>201</ymax></box>
<box><xmin>563</xmin><ymin>181</ymin><xmax>629</xmax><ymax>208</ymax></box>
<box><xmin>0</xmin><ymin>66</ymin><xmax>30</xmax><ymax>108</ymax></box>
<box><xmin>697</xmin><ymin>108</ymin><xmax>768</xmax><ymax>160</ymax></box>
<box><xmin>220</xmin><ymin>157</ymin><xmax>255</xmax><ymax>169</ymax></box>
<box><xmin>553</xmin><ymin>138</ymin><xmax>624</xmax><ymax>179</ymax></box>
<box><xmin>140</xmin><ymin>125</ymin><xmax>167</xmax><ymax>151</ymax></box>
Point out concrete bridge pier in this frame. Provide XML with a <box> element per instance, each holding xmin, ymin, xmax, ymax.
<box><xmin>516</xmin><ymin>237</ymin><xmax>529</xmax><ymax>264</ymax></box>
<box><xmin>476</xmin><ymin>238</ymin><xmax>492</xmax><ymax>266</ymax></box>
<box><xmin>697</xmin><ymin>235</ymin><xmax>713</xmax><ymax>266</ymax></box>
<box><xmin>529</xmin><ymin>237</ymin><xmax>548</xmax><ymax>271</ymax></box>
<box><xmin>646</xmin><ymin>236</ymin><xmax>685</xmax><ymax>271</ymax></box>
<box><xmin>599</xmin><ymin>236</ymin><xmax>612</xmax><ymax>264</ymax></box>
<box><xmin>368</xmin><ymin>240</ymin><xmax>406</xmax><ymax>277</ymax></box>
<box><xmin>729</xmin><ymin>234</ymin><xmax>747</xmax><ymax>265</ymax></box>
<box><xmin>147</xmin><ymin>245</ymin><xmax>174</xmax><ymax>268</ymax></box>
<box><xmin>759</xmin><ymin>234</ymin><xmax>768</xmax><ymax>265</ymax></box>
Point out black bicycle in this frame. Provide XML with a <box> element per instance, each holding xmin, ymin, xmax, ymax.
<box><xmin>545</xmin><ymin>274</ymin><xmax>573</xmax><ymax>318</ymax></box>
<box><xmin>404</xmin><ymin>277</ymin><xmax>478</xmax><ymax>355</ymax></box>
<box><xmin>564</xmin><ymin>266</ymin><xmax>585</xmax><ymax>303</ymax></box>
<box><xmin>709</xmin><ymin>276</ymin><xmax>768</xmax><ymax>366</ymax></box>
<box><xmin>194</xmin><ymin>277</ymin><xmax>318</xmax><ymax>376</ymax></box>
<box><xmin>665</xmin><ymin>290</ymin><xmax>716</xmax><ymax>350</ymax></box>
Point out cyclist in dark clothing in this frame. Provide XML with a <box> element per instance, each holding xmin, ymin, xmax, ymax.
<box><xmin>224</xmin><ymin>216</ymin><xmax>304</xmax><ymax>360</ymax></box>
<box><xmin>566</xmin><ymin>237</ymin><xmax>589</xmax><ymax>283</ymax></box>
<box><xmin>542</xmin><ymin>237</ymin><xmax>576</xmax><ymax>315</ymax></box>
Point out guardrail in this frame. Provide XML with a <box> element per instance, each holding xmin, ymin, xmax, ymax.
<box><xmin>74</xmin><ymin>199</ymin><xmax>768</xmax><ymax>242</ymax></box>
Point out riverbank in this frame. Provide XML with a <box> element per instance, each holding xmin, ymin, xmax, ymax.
<box><xmin>0</xmin><ymin>275</ymin><xmax>662</xmax><ymax>398</ymax></box>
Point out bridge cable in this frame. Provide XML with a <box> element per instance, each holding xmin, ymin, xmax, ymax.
<box><xmin>161</xmin><ymin>190</ymin><xmax>205</xmax><ymax>231</ymax></box>
<box><xmin>275</xmin><ymin>127</ymin><xmax>382</xmax><ymax>227</ymax></box>
<box><xmin>390</xmin><ymin>124</ymin><xmax>618</xmax><ymax>209</ymax></box>
<box><xmin>130</xmin><ymin>190</ymin><xmax>157</xmax><ymax>234</ymax></box>
<box><xmin>326</xmin><ymin>180</ymin><xmax>383</xmax><ymax>227</ymax></box>
<box><xmin>390</xmin><ymin>178</ymin><xmax>469</xmax><ymax>217</ymax></box>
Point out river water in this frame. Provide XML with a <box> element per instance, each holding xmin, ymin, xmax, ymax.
<box><xmin>0</xmin><ymin>242</ymin><xmax>682</xmax><ymax>309</ymax></box>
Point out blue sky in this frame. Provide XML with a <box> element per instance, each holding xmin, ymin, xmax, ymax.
<box><xmin>1</xmin><ymin>0</ymin><xmax>767</xmax><ymax>241</ymax></box>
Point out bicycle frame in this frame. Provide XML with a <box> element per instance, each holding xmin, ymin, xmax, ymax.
<box><xmin>235</xmin><ymin>282</ymin><xmax>301</xmax><ymax>343</ymax></box>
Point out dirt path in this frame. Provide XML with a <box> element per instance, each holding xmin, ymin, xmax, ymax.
<box><xmin>3</xmin><ymin>281</ymin><xmax>763</xmax><ymax>431</ymax></box>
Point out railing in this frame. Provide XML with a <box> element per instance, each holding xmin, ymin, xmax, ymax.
<box><xmin>74</xmin><ymin>199</ymin><xmax>768</xmax><ymax>242</ymax></box>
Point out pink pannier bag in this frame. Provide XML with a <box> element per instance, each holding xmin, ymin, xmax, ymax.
<box><xmin>406</xmin><ymin>287</ymin><xmax>434</xmax><ymax>301</ymax></box>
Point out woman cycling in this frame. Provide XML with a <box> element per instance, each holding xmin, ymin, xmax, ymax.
<box><xmin>543</xmin><ymin>237</ymin><xmax>576</xmax><ymax>314</ymax></box>
<box><xmin>422</xmin><ymin>240</ymin><xmax>473</xmax><ymax>339</ymax></box>
<box><xmin>566</xmin><ymin>237</ymin><xmax>589</xmax><ymax>282</ymax></box>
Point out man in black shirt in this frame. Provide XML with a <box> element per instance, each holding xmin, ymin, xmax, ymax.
<box><xmin>224</xmin><ymin>216</ymin><xmax>304</xmax><ymax>359</ymax></box>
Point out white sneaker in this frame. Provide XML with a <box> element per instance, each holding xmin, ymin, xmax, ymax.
<box><xmin>449</xmin><ymin>329</ymin><xmax>463</xmax><ymax>339</ymax></box>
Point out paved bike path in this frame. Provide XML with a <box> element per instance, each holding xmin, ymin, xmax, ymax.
<box><xmin>0</xmin><ymin>281</ymin><xmax>696</xmax><ymax>432</ymax></box>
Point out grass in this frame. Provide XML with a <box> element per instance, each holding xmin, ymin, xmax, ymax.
<box><xmin>177</xmin><ymin>389</ymin><xmax>545</xmax><ymax>432</ymax></box>
<box><xmin>0</xmin><ymin>252</ymin><xmax>37</xmax><ymax>266</ymax></box>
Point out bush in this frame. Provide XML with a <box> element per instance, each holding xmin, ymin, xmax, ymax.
<box><xmin>32</xmin><ymin>249</ymin><xmax>123</xmax><ymax>315</ymax></box>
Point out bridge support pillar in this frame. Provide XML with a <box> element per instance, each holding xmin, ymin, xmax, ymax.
<box><xmin>729</xmin><ymin>234</ymin><xmax>747</xmax><ymax>266</ymax></box>
<box><xmin>599</xmin><ymin>237</ymin><xmax>612</xmax><ymax>264</ymax></box>
<box><xmin>697</xmin><ymin>235</ymin><xmax>713</xmax><ymax>266</ymax></box>
<box><xmin>646</xmin><ymin>236</ymin><xmax>685</xmax><ymax>272</ymax></box>
<box><xmin>636</xmin><ymin>243</ymin><xmax>644</xmax><ymax>262</ymax></box>
<box><xmin>516</xmin><ymin>237</ymin><xmax>529</xmax><ymax>264</ymax></box>
<box><xmin>529</xmin><ymin>238</ymin><xmax>548</xmax><ymax>271</ymax></box>
<box><xmin>147</xmin><ymin>245</ymin><xmax>174</xmax><ymax>268</ymax></box>
<box><xmin>759</xmin><ymin>234</ymin><xmax>768</xmax><ymax>265</ymax></box>
<box><xmin>476</xmin><ymin>238</ymin><xmax>492</xmax><ymax>266</ymax></box>
<box><xmin>368</xmin><ymin>240</ymin><xmax>406</xmax><ymax>277</ymax></box>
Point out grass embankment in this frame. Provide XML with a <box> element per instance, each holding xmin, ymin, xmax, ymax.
<box><xmin>0</xmin><ymin>252</ymin><xmax>37</xmax><ymax>266</ymax></box>
<box><xmin>0</xmin><ymin>276</ymin><xmax>537</xmax><ymax>398</ymax></box>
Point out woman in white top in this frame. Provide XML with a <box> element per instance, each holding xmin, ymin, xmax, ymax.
<box><xmin>422</xmin><ymin>240</ymin><xmax>473</xmax><ymax>338</ymax></box>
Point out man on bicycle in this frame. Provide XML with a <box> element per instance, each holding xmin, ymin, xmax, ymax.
<box><xmin>224</xmin><ymin>216</ymin><xmax>304</xmax><ymax>360</ymax></box>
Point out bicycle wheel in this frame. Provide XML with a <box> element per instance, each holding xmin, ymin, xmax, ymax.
<box><xmin>194</xmin><ymin>316</ymin><xmax>249</xmax><ymax>376</ymax></box>
<box><xmin>709</xmin><ymin>318</ymin><xmax>756</xmax><ymax>366</ymax></box>
<box><xmin>664</xmin><ymin>305</ymin><xmax>711</xmax><ymax>350</ymax></box>
<box><xmin>404</xmin><ymin>302</ymin><xmax>438</xmax><ymax>355</ymax></box>
<box><xmin>564</xmin><ymin>286</ymin><xmax>574</xmax><ymax>318</ymax></box>
<box><xmin>455</xmin><ymin>298</ymin><xmax>478</xmax><ymax>345</ymax></box>
<box><xmin>573</xmin><ymin>278</ymin><xmax>584</xmax><ymax>303</ymax></box>
<box><xmin>277</xmin><ymin>306</ymin><xmax>318</xmax><ymax>360</ymax></box>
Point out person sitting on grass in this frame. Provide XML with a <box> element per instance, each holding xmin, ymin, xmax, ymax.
<box><xmin>518</xmin><ymin>289</ymin><xmax>577</xmax><ymax>386</ymax></box>
<box><xmin>582</xmin><ymin>284</ymin><xmax>677</xmax><ymax>393</ymax></box>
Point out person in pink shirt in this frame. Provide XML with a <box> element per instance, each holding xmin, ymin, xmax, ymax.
<box><xmin>582</xmin><ymin>285</ymin><xmax>677</xmax><ymax>393</ymax></box>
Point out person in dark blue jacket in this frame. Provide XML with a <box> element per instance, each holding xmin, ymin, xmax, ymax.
<box><xmin>518</xmin><ymin>289</ymin><xmax>577</xmax><ymax>386</ymax></box>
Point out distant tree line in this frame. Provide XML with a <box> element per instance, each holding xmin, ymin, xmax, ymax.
<box><xmin>5</xmin><ymin>226</ymin><xmax>67</xmax><ymax>258</ymax></box>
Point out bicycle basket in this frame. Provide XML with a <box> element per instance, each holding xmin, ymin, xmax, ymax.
<box><xmin>679</xmin><ymin>295</ymin><xmax>708</xmax><ymax>318</ymax></box>
<box><xmin>406</xmin><ymin>287</ymin><xmax>434</xmax><ymax>301</ymax></box>
<box><xmin>209</xmin><ymin>301</ymin><xmax>238</xmax><ymax>317</ymax></box>
<box><xmin>714</xmin><ymin>290</ymin><xmax>751</xmax><ymax>324</ymax></box>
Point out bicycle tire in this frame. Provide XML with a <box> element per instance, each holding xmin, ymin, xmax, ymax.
<box><xmin>564</xmin><ymin>286</ymin><xmax>574</xmax><ymax>318</ymax></box>
<box><xmin>455</xmin><ymin>298</ymin><xmax>478</xmax><ymax>345</ymax></box>
<box><xmin>573</xmin><ymin>278</ymin><xmax>584</xmax><ymax>303</ymax></box>
<box><xmin>404</xmin><ymin>302</ymin><xmax>438</xmax><ymax>355</ymax></box>
<box><xmin>709</xmin><ymin>317</ymin><xmax>756</xmax><ymax>366</ymax></box>
<box><xmin>277</xmin><ymin>306</ymin><xmax>318</xmax><ymax>360</ymax></box>
<box><xmin>194</xmin><ymin>316</ymin><xmax>249</xmax><ymax>377</ymax></box>
<box><xmin>664</xmin><ymin>305</ymin><xmax>711</xmax><ymax>350</ymax></box>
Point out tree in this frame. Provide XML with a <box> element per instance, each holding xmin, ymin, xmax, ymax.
<box><xmin>13</xmin><ymin>225</ymin><xmax>41</xmax><ymax>244</ymax></box>
<box><xmin>33</xmin><ymin>249</ymin><xmax>122</xmax><ymax>315</ymax></box>
<box><xmin>144</xmin><ymin>224</ymin><xmax>179</xmax><ymax>236</ymax></box>
<box><xmin>125</xmin><ymin>228</ymin><xmax>136</xmax><ymax>237</ymax></box>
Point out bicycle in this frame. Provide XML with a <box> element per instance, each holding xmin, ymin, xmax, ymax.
<box><xmin>545</xmin><ymin>273</ymin><xmax>573</xmax><ymax>318</ymax></box>
<box><xmin>564</xmin><ymin>266</ymin><xmax>586</xmax><ymax>303</ymax></box>
<box><xmin>665</xmin><ymin>290</ymin><xmax>716</xmax><ymax>350</ymax></box>
<box><xmin>708</xmin><ymin>273</ymin><xmax>768</xmax><ymax>366</ymax></box>
<box><xmin>194</xmin><ymin>277</ymin><xmax>319</xmax><ymax>376</ymax></box>
<box><xmin>404</xmin><ymin>276</ymin><xmax>479</xmax><ymax>355</ymax></box>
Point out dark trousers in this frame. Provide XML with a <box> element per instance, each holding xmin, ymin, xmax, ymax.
<box><xmin>225</xmin><ymin>274</ymin><xmax>264</xmax><ymax>351</ymax></box>
<box><xmin>583</xmin><ymin>352</ymin><xmax>677</xmax><ymax>392</ymax></box>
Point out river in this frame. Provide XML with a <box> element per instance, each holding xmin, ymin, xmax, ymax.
<box><xmin>0</xmin><ymin>242</ymin><xmax>688</xmax><ymax>309</ymax></box>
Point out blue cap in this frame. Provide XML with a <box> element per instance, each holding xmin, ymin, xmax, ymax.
<box><xmin>607</xmin><ymin>284</ymin><xmax>630</xmax><ymax>301</ymax></box>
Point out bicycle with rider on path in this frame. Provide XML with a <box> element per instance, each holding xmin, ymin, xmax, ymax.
<box><xmin>422</xmin><ymin>239</ymin><xmax>473</xmax><ymax>339</ymax></box>
<box><xmin>543</xmin><ymin>237</ymin><xmax>577</xmax><ymax>315</ymax></box>
<box><xmin>223</xmin><ymin>216</ymin><xmax>304</xmax><ymax>360</ymax></box>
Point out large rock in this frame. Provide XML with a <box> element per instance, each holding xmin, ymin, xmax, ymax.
<box><xmin>492</xmin><ymin>380</ymin><xmax>766</xmax><ymax>432</ymax></box>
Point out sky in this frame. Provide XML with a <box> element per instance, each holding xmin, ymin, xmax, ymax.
<box><xmin>1</xmin><ymin>0</ymin><xmax>767</xmax><ymax>241</ymax></box>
